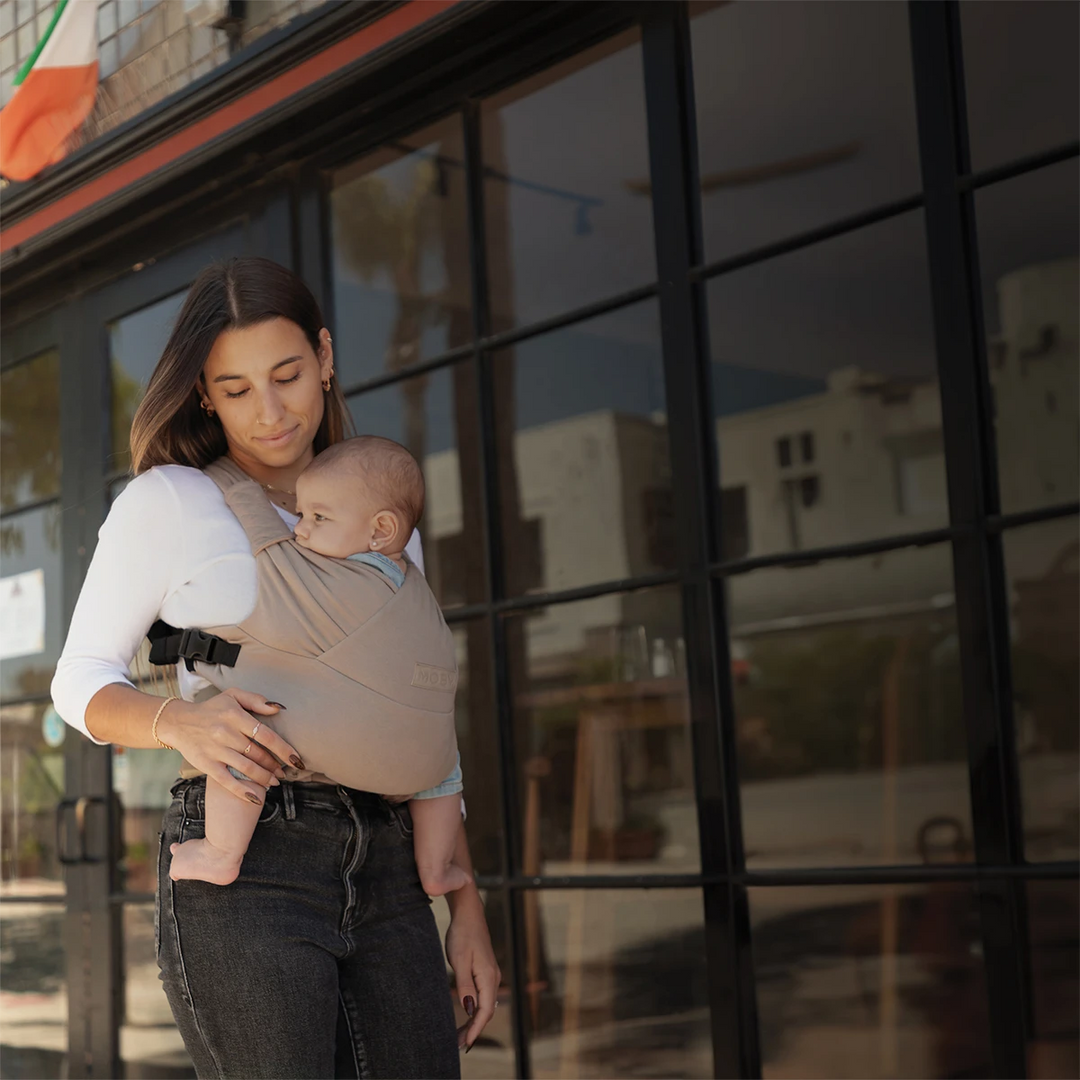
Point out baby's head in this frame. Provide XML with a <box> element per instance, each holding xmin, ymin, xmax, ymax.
<box><xmin>293</xmin><ymin>436</ymin><xmax>424</xmax><ymax>559</ymax></box>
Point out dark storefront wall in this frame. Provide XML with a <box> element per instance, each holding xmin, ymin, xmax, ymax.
<box><xmin>0</xmin><ymin>2</ymin><xmax>1076</xmax><ymax>1078</ymax></box>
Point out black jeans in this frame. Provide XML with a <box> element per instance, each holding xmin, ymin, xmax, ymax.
<box><xmin>156</xmin><ymin>777</ymin><xmax>460</xmax><ymax>1080</ymax></box>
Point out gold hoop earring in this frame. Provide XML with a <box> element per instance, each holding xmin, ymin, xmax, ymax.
<box><xmin>200</xmin><ymin>400</ymin><xmax>215</xmax><ymax>416</ymax></box>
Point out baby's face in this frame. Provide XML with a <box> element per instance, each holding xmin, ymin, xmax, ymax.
<box><xmin>293</xmin><ymin>471</ymin><xmax>377</xmax><ymax>559</ymax></box>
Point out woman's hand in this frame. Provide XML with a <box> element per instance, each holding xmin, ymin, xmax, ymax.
<box><xmin>443</xmin><ymin>824</ymin><xmax>501</xmax><ymax>1051</ymax></box>
<box><xmin>156</xmin><ymin>689</ymin><xmax>302</xmax><ymax>802</ymax></box>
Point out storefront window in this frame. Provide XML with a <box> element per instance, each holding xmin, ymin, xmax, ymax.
<box><xmin>707</xmin><ymin>212</ymin><xmax>946</xmax><ymax>559</ymax></box>
<box><xmin>1</xmin><ymin>349</ymin><xmax>60</xmax><ymax>509</ymax></box>
<box><xmin>108</xmin><ymin>290</ymin><xmax>187</xmax><ymax>475</ymax></box>
<box><xmin>509</xmin><ymin>586</ymin><xmax>697</xmax><ymax>877</ymax></box>
<box><xmin>729</xmin><ymin>544</ymin><xmax>972</xmax><ymax>869</ymax></box>
<box><xmin>524</xmin><ymin>889</ymin><xmax>711</xmax><ymax>1079</ymax></box>
<box><xmin>493</xmin><ymin>300</ymin><xmax>673</xmax><ymax>597</ymax></box>
<box><xmin>481</xmin><ymin>29</ymin><xmax>655</xmax><ymax>332</ymax></box>
<box><xmin>974</xmin><ymin>159</ymin><xmax>1079</xmax><ymax>517</ymax></box>
<box><xmin>690</xmin><ymin>0</ymin><xmax>921</xmax><ymax>264</ymax></box>
<box><xmin>1004</xmin><ymin>520</ymin><xmax>1079</xmax><ymax>863</ymax></box>
<box><xmin>330</xmin><ymin>115</ymin><xmax>473</xmax><ymax>390</ymax></box>
<box><xmin>960</xmin><ymin>0</ymin><xmax>1080</xmax><ymax>172</ymax></box>
<box><xmin>1026</xmin><ymin>879</ymin><xmax>1080</xmax><ymax>1079</ymax></box>
<box><xmin>750</xmin><ymin>883</ymin><xmax>993</xmax><ymax>1079</ymax></box>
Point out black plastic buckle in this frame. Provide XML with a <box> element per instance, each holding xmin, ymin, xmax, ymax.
<box><xmin>178</xmin><ymin>628</ymin><xmax>217</xmax><ymax>664</ymax></box>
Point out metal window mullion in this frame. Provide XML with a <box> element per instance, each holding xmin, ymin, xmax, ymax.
<box><xmin>461</xmin><ymin>99</ymin><xmax>532</xmax><ymax>1080</ymax></box>
<box><xmin>908</xmin><ymin>4</ymin><xmax>1029</xmax><ymax>1077</ymax></box>
<box><xmin>640</xmin><ymin>5</ymin><xmax>759</xmax><ymax>1077</ymax></box>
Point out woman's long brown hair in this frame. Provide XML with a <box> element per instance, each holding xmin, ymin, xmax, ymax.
<box><xmin>130</xmin><ymin>257</ymin><xmax>352</xmax><ymax>474</ymax></box>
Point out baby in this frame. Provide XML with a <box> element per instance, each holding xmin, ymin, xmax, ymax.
<box><xmin>168</xmin><ymin>436</ymin><xmax>471</xmax><ymax>897</ymax></box>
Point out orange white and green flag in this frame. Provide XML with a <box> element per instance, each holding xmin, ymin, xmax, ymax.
<box><xmin>0</xmin><ymin>0</ymin><xmax>99</xmax><ymax>182</ymax></box>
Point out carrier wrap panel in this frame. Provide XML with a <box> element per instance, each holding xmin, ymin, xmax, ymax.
<box><xmin>181</xmin><ymin>457</ymin><xmax>459</xmax><ymax>795</ymax></box>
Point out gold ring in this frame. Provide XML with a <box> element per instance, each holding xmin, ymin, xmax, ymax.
<box><xmin>243</xmin><ymin>742</ymin><xmax>252</xmax><ymax>756</ymax></box>
<box><xmin>250</xmin><ymin>722</ymin><xmax>261</xmax><ymax>740</ymax></box>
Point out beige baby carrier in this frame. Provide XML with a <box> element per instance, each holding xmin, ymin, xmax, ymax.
<box><xmin>172</xmin><ymin>456</ymin><xmax>459</xmax><ymax>795</ymax></box>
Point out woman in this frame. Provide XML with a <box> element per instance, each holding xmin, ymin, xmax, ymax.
<box><xmin>51</xmin><ymin>257</ymin><xmax>500</xmax><ymax>1079</ymax></box>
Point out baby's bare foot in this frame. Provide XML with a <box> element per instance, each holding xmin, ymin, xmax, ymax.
<box><xmin>169</xmin><ymin>838</ymin><xmax>243</xmax><ymax>886</ymax></box>
<box><xmin>419</xmin><ymin>862</ymin><xmax>473</xmax><ymax>898</ymax></box>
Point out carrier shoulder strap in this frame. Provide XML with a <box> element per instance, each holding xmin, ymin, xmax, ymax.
<box><xmin>203</xmin><ymin>456</ymin><xmax>294</xmax><ymax>555</ymax></box>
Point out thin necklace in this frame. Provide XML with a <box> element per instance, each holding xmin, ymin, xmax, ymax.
<box><xmin>261</xmin><ymin>480</ymin><xmax>295</xmax><ymax>497</ymax></box>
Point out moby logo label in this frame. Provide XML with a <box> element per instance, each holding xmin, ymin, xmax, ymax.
<box><xmin>411</xmin><ymin>662</ymin><xmax>458</xmax><ymax>692</ymax></box>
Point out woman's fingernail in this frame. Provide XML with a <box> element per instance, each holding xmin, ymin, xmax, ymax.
<box><xmin>266</xmin><ymin>701</ymin><xmax>287</xmax><ymax>710</ymax></box>
<box><xmin>463</xmin><ymin>996</ymin><xmax>476</xmax><ymax>1018</ymax></box>
<box><xmin>465</xmin><ymin>1044</ymin><xmax>472</xmax><ymax>1054</ymax></box>
<box><xmin>245</xmin><ymin>792</ymin><xmax>261</xmax><ymax>805</ymax></box>
<box><xmin>290</xmin><ymin>755</ymin><xmax>305</xmax><ymax>769</ymax></box>
<box><xmin>269</xmin><ymin>777</ymin><xmax>280</xmax><ymax>786</ymax></box>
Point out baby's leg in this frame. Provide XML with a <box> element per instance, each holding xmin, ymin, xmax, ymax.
<box><xmin>169</xmin><ymin>774</ymin><xmax>262</xmax><ymax>886</ymax></box>
<box><xmin>409</xmin><ymin>793</ymin><xmax>472</xmax><ymax>897</ymax></box>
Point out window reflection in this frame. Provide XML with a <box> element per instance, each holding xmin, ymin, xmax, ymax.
<box><xmin>975</xmin><ymin>160</ymin><xmax>1078</xmax><ymax>516</ymax></box>
<box><xmin>347</xmin><ymin>362</ymin><xmax>483</xmax><ymax>609</ymax></box>
<box><xmin>525</xmin><ymin>889</ymin><xmax>711</xmax><ymax>1080</ymax></box>
<box><xmin>1004</xmin><ymin>519</ymin><xmax>1079</xmax><ymax>862</ymax></box>
<box><xmin>113</xmin><ymin>743</ymin><xmax>183</xmax><ymax>894</ymax></box>
<box><xmin>509</xmin><ymin>587</ymin><xmax>698</xmax><ymax>877</ymax></box>
<box><xmin>109</xmin><ymin>291</ymin><xmax>186</xmax><ymax>474</ymax></box>
<box><xmin>709</xmin><ymin>212</ymin><xmax>945</xmax><ymax>558</ymax></box>
<box><xmin>0</xmin><ymin>350</ymin><xmax>60</xmax><ymax>510</ymax></box>
<box><xmin>0</xmin><ymin>504</ymin><xmax>63</xmax><ymax>700</ymax></box>
<box><xmin>960</xmin><ymin>0</ymin><xmax>1080</xmax><ymax>171</ymax></box>
<box><xmin>450</xmin><ymin>622</ymin><xmax>502</xmax><ymax>879</ymax></box>
<box><xmin>481</xmin><ymin>30</ymin><xmax>655</xmax><ymax>332</ymax></box>
<box><xmin>494</xmin><ymin>301</ymin><xmax>673</xmax><ymax>596</ymax></box>
<box><xmin>751</xmin><ymin>884</ymin><xmax>992</xmax><ymax>1079</ymax></box>
<box><xmin>0</xmin><ymin>701</ymin><xmax>65</xmax><ymax>889</ymax></box>
<box><xmin>690</xmin><ymin>1</ymin><xmax>921</xmax><ymax>263</ymax></box>
<box><xmin>0</xmin><ymin>894</ymin><xmax>66</xmax><ymax>1077</ymax></box>
<box><xmin>1026</xmin><ymin>880</ymin><xmax>1080</xmax><ymax>1079</ymax></box>
<box><xmin>730</xmin><ymin>544</ymin><xmax>972</xmax><ymax>868</ymax></box>
<box><xmin>330</xmin><ymin>116</ymin><xmax>472</xmax><ymax>389</ymax></box>
<box><xmin>121</xmin><ymin>904</ymin><xmax>194</xmax><ymax>1077</ymax></box>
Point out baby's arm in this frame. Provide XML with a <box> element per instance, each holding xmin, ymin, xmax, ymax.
<box><xmin>169</xmin><ymin>773</ymin><xmax>263</xmax><ymax>886</ymax></box>
<box><xmin>410</xmin><ymin>793</ymin><xmax>472</xmax><ymax>897</ymax></box>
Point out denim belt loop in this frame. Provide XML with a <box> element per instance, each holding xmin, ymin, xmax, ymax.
<box><xmin>282</xmin><ymin>780</ymin><xmax>297</xmax><ymax>821</ymax></box>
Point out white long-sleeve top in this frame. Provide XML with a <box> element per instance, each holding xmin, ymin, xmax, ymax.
<box><xmin>51</xmin><ymin>464</ymin><xmax>424</xmax><ymax>744</ymax></box>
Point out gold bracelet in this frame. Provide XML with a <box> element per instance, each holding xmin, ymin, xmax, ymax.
<box><xmin>152</xmin><ymin>696</ymin><xmax>179</xmax><ymax>751</ymax></box>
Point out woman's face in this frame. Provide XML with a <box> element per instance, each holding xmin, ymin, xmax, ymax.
<box><xmin>201</xmin><ymin>318</ymin><xmax>333</xmax><ymax>473</ymax></box>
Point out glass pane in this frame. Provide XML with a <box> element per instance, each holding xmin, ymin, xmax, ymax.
<box><xmin>330</xmin><ymin>115</ymin><xmax>473</xmax><ymax>390</ymax></box>
<box><xmin>0</xmin><ymin>898</ymin><xmax>66</xmax><ymax>1077</ymax></box>
<box><xmin>0</xmin><ymin>701</ymin><xmax>65</xmax><ymax>890</ymax></box>
<box><xmin>525</xmin><ymin>889</ymin><xmax>711</xmax><ymax>1079</ymax></box>
<box><xmin>509</xmin><ymin>586</ymin><xmax>698</xmax><ymax>876</ymax></box>
<box><xmin>114</xmin><ymin>743</ymin><xmax>183</xmax><ymax>893</ymax></box>
<box><xmin>730</xmin><ymin>544</ymin><xmax>972</xmax><ymax>868</ymax></box>
<box><xmin>451</xmin><ymin>621</ymin><xmax>502</xmax><ymax>879</ymax></box>
<box><xmin>1</xmin><ymin>503</ymin><xmax>63</xmax><ymax>700</ymax></box>
<box><xmin>975</xmin><ymin>160</ymin><xmax>1079</xmax><ymax>516</ymax></box>
<box><xmin>109</xmin><ymin>290</ymin><xmax>187</xmax><ymax>474</ymax></box>
<box><xmin>960</xmin><ymin>0</ymin><xmax>1080</xmax><ymax>172</ymax></box>
<box><xmin>347</xmin><ymin>361</ymin><xmax>483</xmax><ymax>609</ymax></box>
<box><xmin>1004</xmin><ymin>518</ymin><xmax>1079</xmax><ymax>862</ymax></box>
<box><xmin>122</xmin><ymin>904</ymin><xmax>195</xmax><ymax>1077</ymax></box>
<box><xmin>432</xmin><ymin>889</ymin><xmax>516</xmax><ymax>1078</ymax></box>
<box><xmin>1026</xmin><ymin>880</ymin><xmax>1079</xmax><ymax>1079</ymax></box>
<box><xmin>482</xmin><ymin>29</ymin><xmax>655</xmax><ymax>332</ymax></box>
<box><xmin>495</xmin><ymin>301</ymin><xmax>673</xmax><ymax>596</ymax></box>
<box><xmin>1</xmin><ymin>349</ymin><xmax>60</xmax><ymax>510</ymax></box>
<box><xmin>751</xmin><ymin>883</ymin><xmax>992</xmax><ymax>1079</ymax></box>
<box><xmin>709</xmin><ymin>212</ymin><xmax>945</xmax><ymax>559</ymax></box>
<box><xmin>690</xmin><ymin>1</ymin><xmax>920</xmax><ymax>264</ymax></box>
